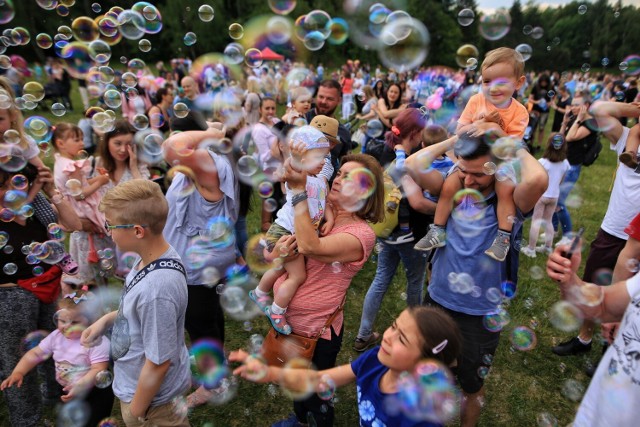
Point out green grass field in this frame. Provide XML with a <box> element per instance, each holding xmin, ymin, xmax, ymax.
<box><xmin>0</xmin><ymin>87</ymin><xmax>618</xmax><ymax>426</ymax></box>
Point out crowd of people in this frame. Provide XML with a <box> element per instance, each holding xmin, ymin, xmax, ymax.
<box><xmin>1</xmin><ymin>45</ymin><xmax>640</xmax><ymax>427</ymax></box>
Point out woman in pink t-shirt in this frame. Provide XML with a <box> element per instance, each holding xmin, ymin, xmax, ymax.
<box><xmin>266</xmin><ymin>153</ymin><xmax>385</xmax><ymax>426</ymax></box>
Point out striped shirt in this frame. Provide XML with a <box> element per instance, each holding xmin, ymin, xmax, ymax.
<box><xmin>274</xmin><ymin>221</ymin><xmax>375</xmax><ymax>340</ymax></box>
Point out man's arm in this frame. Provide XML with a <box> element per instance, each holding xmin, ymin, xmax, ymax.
<box><xmin>613</xmin><ymin>236</ymin><xmax>640</xmax><ymax>283</ymax></box>
<box><xmin>590</xmin><ymin>100</ymin><xmax>640</xmax><ymax>144</ymax></box>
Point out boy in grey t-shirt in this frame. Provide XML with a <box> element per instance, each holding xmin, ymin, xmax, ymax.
<box><xmin>82</xmin><ymin>180</ymin><xmax>190</xmax><ymax>426</ymax></box>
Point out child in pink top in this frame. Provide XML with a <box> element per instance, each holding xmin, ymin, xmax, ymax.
<box><xmin>1</xmin><ymin>290</ymin><xmax>114</xmax><ymax>426</ymax></box>
<box><xmin>53</xmin><ymin>123</ymin><xmax>115</xmax><ymax>283</ymax></box>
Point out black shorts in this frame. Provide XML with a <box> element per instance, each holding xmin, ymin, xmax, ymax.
<box><xmin>582</xmin><ymin>228</ymin><xmax>627</xmax><ymax>283</ymax></box>
<box><xmin>424</xmin><ymin>293</ymin><xmax>500</xmax><ymax>394</ymax></box>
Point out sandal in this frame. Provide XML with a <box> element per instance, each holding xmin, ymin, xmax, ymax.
<box><xmin>249</xmin><ymin>290</ymin><xmax>271</xmax><ymax>313</ymax></box>
<box><xmin>265</xmin><ymin>306</ymin><xmax>292</xmax><ymax>335</ymax></box>
<box><xmin>59</xmin><ymin>254</ymin><xmax>79</xmax><ymax>275</ymax></box>
<box><xmin>186</xmin><ymin>385</ymin><xmax>214</xmax><ymax>409</ymax></box>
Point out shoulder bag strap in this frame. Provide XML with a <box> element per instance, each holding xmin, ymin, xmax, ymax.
<box><xmin>314</xmin><ymin>294</ymin><xmax>348</xmax><ymax>340</ymax></box>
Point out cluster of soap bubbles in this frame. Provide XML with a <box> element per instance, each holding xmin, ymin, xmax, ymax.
<box><xmin>387</xmin><ymin>359</ymin><xmax>460</xmax><ymax>424</ymax></box>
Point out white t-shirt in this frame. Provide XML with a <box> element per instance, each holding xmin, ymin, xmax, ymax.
<box><xmin>574</xmin><ymin>271</ymin><xmax>640</xmax><ymax>426</ymax></box>
<box><xmin>275</xmin><ymin>157</ymin><xmax>333</xmax><ymax>233</ymax></box>
<box><xmin>601</xmin><ymin>126</ymin><xmax>640</xmax><ymax>239</ymax></box>
<box><xmin>539</xmin><ymin>158</ymin><xmax>570</xmax><ymax>199</ymax></box>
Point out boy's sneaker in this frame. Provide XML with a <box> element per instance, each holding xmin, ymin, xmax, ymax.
<box><xmin>249</xmin><ymin>290</ymin><xmax>271</xmax><ymax>313</ymax></box>
<box><xmin>521</xmin><ymin>247</ymin><xmax>536</xmax><ymax>258</ymax></box>
<box><xmin>535</xmin><ymin>245</ymin><xmax>553</xmax><ymax>255</ymax></box>
<box><xmin>59</xmin><ymin>254</ymin><xmax>79</xmax><ymax>275</ymax></box>
<box><xmin>484</xmin><ymin>231</ymin><xmax>511</xmax><ymax>262</ymax></box>
<box><xmin>384</xmin><ymin>230</ymin><xmax>414</xmax><ymax>245</ymax></box>
<box><xmin>414</xmin><ymin>225</ymin><xmax>446</xmax><ymax>251</ymax></box>
<box><xmin>353</xmin><ymin>332</ymin><xmax>380</xmax><ymax>352</ymax></box>
<box><xmin>265</xmin><ymin>306</ymin><xmax>292</xmax><ymax>335</ymax></box>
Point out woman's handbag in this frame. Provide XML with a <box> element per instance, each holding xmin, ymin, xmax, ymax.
<box><xmin>17</xmin><ymin>265</ymin><xmax>62</xmax><ymax>304</ymax></box>
<box><xmin>261</xmin><ymin>297</ymin><xmax>346</xmax><ymax>367</ymax></box>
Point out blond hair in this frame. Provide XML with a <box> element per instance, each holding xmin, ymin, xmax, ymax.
<box><xmin>290</xmin><ymin>87</ymin><xmax>312</xmax><ymax>103</ymax></box>
<box><xmin>481</xmin><ymin>47</ymin><xmax>525</xmax><ymax>78</ymax></box>
<box><xmin>99</xmin><ymin>179</ymin><xmax>168</xmax><ymax>234</ymax></box>
<box><xmin>0</xmin><ymin>77</ymin><xmax>28</xmax><ymax>151</ymax></box>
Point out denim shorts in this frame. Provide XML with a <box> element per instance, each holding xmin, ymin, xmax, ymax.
<box><xmin>264</xmin><ymin>222</ymin><xmax>291</xmax><ymax>251</ymax></box>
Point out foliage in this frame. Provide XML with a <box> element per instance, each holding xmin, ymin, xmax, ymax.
<box><xmin>2</xmin><ymin>0</ymin><xmax>640</xmax><ymax>72</ymax></box>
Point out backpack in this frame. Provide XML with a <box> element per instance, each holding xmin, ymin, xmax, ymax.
<box><xmin>368</xmin><ymin>168</ymin><xmax>402</xmax><ymax>238</ymax></box>
<box><xmin>582</xmin><ymin>135</ymin><xmax>603</xmax><ymax>167</ymax></box>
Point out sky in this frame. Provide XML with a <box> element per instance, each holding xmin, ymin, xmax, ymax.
<box><xmin>477</xmin><ymin>0</ymin><xmax>639</xmax><ymax>13</ymax></box>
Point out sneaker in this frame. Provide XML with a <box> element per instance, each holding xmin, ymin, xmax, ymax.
<box><xmin>414</xmin><ymin>225</ymin><xmax>446</xmax><ymax>251</ymax></box>
<box><xmin>353</xmin><ymin>332</ymin><xmax>380</xmax><ymax>352</ymax></box>
<box><xmin>551</xmin><ymin>337</ymin><xmax>592</xmax><ymax>356</ymax></box>
<box><xmin>535</xmin><ymin>245</ymin><xmax>553</xmax><ymax>255</ymax></box>
<box><xmin>59</xmin><ymin>254</ymin><xmax>78</xmax><ymax>275</ymax></box>
<box><xmin>619</xmin><ymin>151</ymin><xmax>638</xmax><ymax>169</ymax></box>
<box><xmin>485</xmin><ymin>233</ymin><xmax>511</xmax><ymax>262</ymax></box>
<box><xmin>265</xmin><ymin>306</ymin><xmax>292</xmax><ymax>335</ymax></box>
<box><xmin>271</xmin><ymin>414</ymin><xmax>305</xmax><ymax>427</ymax></box>
<box><xmin>384</xmin><ymin>230</ymin><xmax>414</xmax><ymax>245</ymax></box>
<box><xmin>521</xmin><ymin>247</ymin><xmax>536</xmax><ymax>258</ymax></box>
<box><xmin>555</xmin><ymin>236</ymin><xmax>573</xmax><ymax>247</ymax></box>
<box><xmin>249</xmin><ymin>290</ymin><xmax>271</xmax><ymax>313</ymax></box>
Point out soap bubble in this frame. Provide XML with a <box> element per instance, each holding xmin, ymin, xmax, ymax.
<box><xmin>21</xmin><ymin>330</ymin><xmax>49</xmax><ymax>354</ymax></box>
<box><xmin>183</xmin><ymin>32</ymin><xmax>197</xmax><ymax>46</ymax></box>
<box><xmin>280</xmin><ymin>358</ymin><xmax>318</xmax><ymax>400</ymax></box>
<box><xmin>269</xmin><ymin>0</ymin><xmax>296</xmax><ymax>15</ymax></box>
<box><xmin>549</xmin><ymin>300</ymin><xmax>583</xmax><ymax>332</ymax></box>
<box><xmin>393</xmin><ymin>359</ymin><xmax>459</xmax><ymax>423</ymax></box>
<box><xmin>229</xmin><ymin>23</ymin><xmax>244</xmax><ymax>40</ymax></box>
<box><xmin>190</xmin><ymin>338</ymin><xmax>228</xmax><ymax>389</ymax></box>
<box><xmin>198</xmin><ymin>5</ymin><xmax>214</xmax><ymax>22</ymax></box>
<box><xmin>455</xmin><ymin>44</ymin><xmax>479</xmax><ymax>68</ymax></box>
<box><xmin>95</xmin><ymin>370</ymin><xmax>114</xmax><ymax>388</ymax></box>
<box><xmin>510</xmin><ymin>326</ymin><xmax>537</xmax><ymax>351</ymax></box>
<box><xmin>479</xmin><ymin>10</ymin><xmax>511</xmax><ymax>41</ymax></box>
<box><xmin>457</xmin><ymin>9</ymin><xmax>475</xmax><ymax>26</ymax></box>
<box><xmin>515</xmin><ymin>44</ymin><xmax>533</xmax><ymax>61</ymax></box>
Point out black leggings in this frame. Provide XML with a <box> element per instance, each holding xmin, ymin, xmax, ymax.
<box><xmin>185</xmin><ymin>285</ymin><xmax>225</xmax><ymax>344</ymax></box>
<box><xmin>293</xmin><ymin>326</ymin><xmax>343</xmax><ymax>427</ymax></box>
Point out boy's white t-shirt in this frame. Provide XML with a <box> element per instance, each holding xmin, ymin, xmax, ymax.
<box><xmin>573</xmin><ymin>271</ymin><xmax>640</xmax><ymax>426</ymax></box>
<box><xmin>539</xmin><ymin>158</ymin><xmax>570</xmax><ymax>199</ymax></box>
<box><xmin>601</xmin><ymin>126</ymin><xmax>640</xmax><ymax>239</ymax></box>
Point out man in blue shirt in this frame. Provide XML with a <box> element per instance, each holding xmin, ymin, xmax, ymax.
<box><xmin>408</xmin><ymin>137</ymin><xmax>547</xmax><ymax>426</ymax></box>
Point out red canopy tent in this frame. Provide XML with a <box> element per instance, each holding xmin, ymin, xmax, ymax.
<box><xmin>260</xmin><ymin>47</ymin><xmax>285</xmax><ymax>61</ymax></box>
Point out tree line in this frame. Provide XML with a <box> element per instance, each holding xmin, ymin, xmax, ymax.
<box><xmin>3</xmin><ymin>0</ymin><xmax>640</xmax><ymax>73</ymax></box>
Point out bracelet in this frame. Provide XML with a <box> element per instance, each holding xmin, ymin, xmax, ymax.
<box><xmin>78</xmin><ymin>193</ymin><xmax>86</xmax><ymax>201</ymax></box>
<box><xmin>291</xmin><ymin>191</ymin><xmax>308</xmax><ymax>207</ymax></box>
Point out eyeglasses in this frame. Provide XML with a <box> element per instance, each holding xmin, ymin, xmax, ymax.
<box><xmin>104</xmin><ymin>220</ymin><xmax>148</xmax><ymax>234</ymax></box>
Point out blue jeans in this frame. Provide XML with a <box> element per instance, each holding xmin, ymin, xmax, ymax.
<box><xmin>356</xmin><ymin>239</ymin><xmax>428</xmax><ymax>339</ymax></box>
<box><xmin>552</xmin><ymin>164</ymin><xmax>581</xmax><ymax>235</ymax></box>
